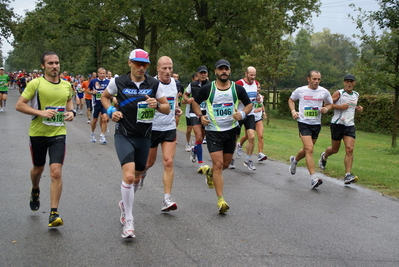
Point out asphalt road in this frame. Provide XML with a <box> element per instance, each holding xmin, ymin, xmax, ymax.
<box><xmin>1</xmin><ymin>88</ymin><xmax>398</xmax><ymax>267</ymax></box>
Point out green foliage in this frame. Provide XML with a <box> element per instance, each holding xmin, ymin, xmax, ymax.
<box><xmin>356</xmin><ymin>94</ymin><xmax>395</xmax><ymax>134</ymax></box>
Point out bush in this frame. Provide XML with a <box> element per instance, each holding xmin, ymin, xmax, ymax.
<box><xmin>273</xmin><ymin>90</ymin><xmax>397</xmax><ymax>135</ymax></box>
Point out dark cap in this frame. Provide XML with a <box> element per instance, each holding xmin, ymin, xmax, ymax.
<box><xmin>215</xmin><ymin>59</ymin><xmax>231</xmax><ymax>69</ymax></box>
<box><xmin>344</xmin><ymin>74</ymin><xmax>356</xmax><ymax>81</ymax></box>
<box><xmin>197</xmin><ymin>65</ymin><xmax>208</xmax><ymax>73</ymax></box>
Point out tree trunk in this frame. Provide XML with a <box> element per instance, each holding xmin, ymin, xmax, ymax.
<box><xmin>391</xmin><ymin>87</ymin><xmax>399</xmax><ymax>148</ymax></box>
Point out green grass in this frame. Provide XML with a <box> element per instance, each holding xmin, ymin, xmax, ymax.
<box><xmin>177</xmin><ymin>106</ymin><xmax>399</xmax><ymax>198</ymax></box>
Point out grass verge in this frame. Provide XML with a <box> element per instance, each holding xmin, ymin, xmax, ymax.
<box><xmin>177</xmin><ymin>110</ymin><xmax>399</xmax><ymax>199</ymax></box>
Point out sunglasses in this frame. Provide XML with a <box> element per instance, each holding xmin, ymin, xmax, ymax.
<box><xmin>131</xmin><ymin>60</ymin><xmax>149</xmax><ymax>68</ymax></box>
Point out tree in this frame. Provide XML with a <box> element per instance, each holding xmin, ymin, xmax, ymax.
<box><xmin>352</xmin><ymin>0</ymin><xmax>399</xmax><ymax>148</ymax></box>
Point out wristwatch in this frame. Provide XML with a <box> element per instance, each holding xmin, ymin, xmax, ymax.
<box><xmin>69</xmin><ymin>109</ymin><xmax>77</xmax><ymax>117</ymax></box>
<box><xmin>156</xmin><ymin>102</ymin><xmax>161</xmax><ymax>109</ymax></box>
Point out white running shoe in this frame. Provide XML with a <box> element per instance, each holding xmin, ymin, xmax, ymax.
<box><xmin>161</xmin><ymin>198</ymin><xmax>177</xmax><ymax>212</ymax></box>
<box><xmin>106</xmin><ymin>127</ymin><xmax>110</xmax><ymax>133</ymax></box>
<box><xmin>244</xmin><ymin>159</ymin><xmax>256</xmax><ymax>171</ymax></box>
<box><xmin>258</xmin><ymin>153</ymin><xmax>268</xmax><ymax>162</ymax></box>
<box><xmin>90</xmin><ymin>133</ymin><xmax>96</xmax><ymax>143</ymax></box>
<box><xmin>118</xmin><ymin>201</ymin><xmax>126</xmax><ymax>225</ymax></box>
<box><xmin>311</xmin><ymin>177</ymin><xmax>323</xmax><ymax>189</ymax></box>
<box><xmin>236</xmin><ymin>143</ymin><xmax>242</xmax><ymax>156</ymax></box>
<box><xmin>87</xmin><ymin>120</ymin><xmax>91</xmax><ymax>124</ymax></box>
<box><xmin>122</xmin><ymin>220</ymin><xmax>135</xmax><ymax>238</ymax></box>
<box><xmin>99</xmin><ymin>134</ymin><xmax>107</xmax><ymax>144</ymax></box>
<box><xmin>202</xmin><ymin>138</ymin><xmax>207</xmax><ymax>144</ymax></box>
<box><xmin>289</xmin><ymin>156</ymin><xmax>297</xmax><ymax>175</ymax></box>
<box><xmin>0</xmin><ymin>108</ymin><xmax>3</xmax><ymax>112</ymax></box>
<box><xmin>185</xmin><ymin>144</ymin><xmax>191</xmax><ymax>152</ymax></box>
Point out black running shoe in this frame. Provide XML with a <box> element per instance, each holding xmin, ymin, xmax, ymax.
<box><xmin>48</xmin><ymin>211</ymin><xmax>64</xmax><ymax>227</ymax></box>
<box><xmin>30</xmin><ymin>189</ymin><xmax>40</xmax><ymax>211</ymax></box>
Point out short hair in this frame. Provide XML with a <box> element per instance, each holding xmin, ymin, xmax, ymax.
<box><xmin>191</xmin><ymin>73</ymin><xmax>197</xmax><ymax>79</ymax></box>
<box><xmin>307</xmin><ymin>70</ymin><xmax>320</xmax><ymax>78</ymax></box>
<box><xmin>40</xmin><ymin>51</ymin><xmax>58</xmax><ymax>65</ymax></box>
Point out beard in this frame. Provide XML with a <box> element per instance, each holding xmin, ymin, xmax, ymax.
<box><xmin>216</xmin><ymin>73</ymin><xmax>230</xmax><ymax>83</ymax></box>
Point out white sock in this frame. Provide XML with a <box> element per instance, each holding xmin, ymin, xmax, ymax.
<box><xmin>310</xmin><ymin>174</ymin><xmax>317</xmax><ymax>180</ymax></box>
<box><xmin>164</xmin><ymin>194</ymin><xmax>171</xmax><ymax>201</ymax></box>
<box><xmin>245</xmin><ymin>155</ymin><xmax>251</xmax><ymax>161</ymax></box>
<box><xmin>121</xmin><ymin>181</ymin><xmax>135</xmax><ymax>221</ymax></box>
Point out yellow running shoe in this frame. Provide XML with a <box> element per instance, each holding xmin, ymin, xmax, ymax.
<box><xmin>201</xmin><ymin>165</ymin><xmax>214</xmax><ymax>189</ymax></box>
<box><xmin>48</xmin><ymin>211</ymin><xmax>64</xmax><ymax>227</ymax></box>
<box><xmin>217</xmin><ymin>198</ymin><xmax>229</xmax><ymax>214</ymax></box>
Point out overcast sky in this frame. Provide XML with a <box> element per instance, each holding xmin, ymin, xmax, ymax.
<box><xmin>1</xmin><ymin>0</ymin><xmax>381</xmax><ymax>60</ymax></box>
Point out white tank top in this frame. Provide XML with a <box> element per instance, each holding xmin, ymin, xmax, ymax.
<box><xmin>331</xmin><ymin>89</ymin><xmax>359</xmax><ymax>126</ymax></box>
<box><xmin>152</xmin><ymin>78</ymin><xmax>177</xmax><ymax>131</ymax></box>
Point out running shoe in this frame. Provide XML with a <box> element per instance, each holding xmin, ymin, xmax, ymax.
<box><xmin>0</xmin><ymin>108</ymin><xmax>3</xmax><ymax>112</ymax></box>
<box><xmin>91</xmin><ymin>133</ymin><xmax>96</xmax><ymax>143</ymax></box>
<box><xmin>138</xmin><ymin>172</ymin><xmax>147</xmax><ymax>190</ymax></box>
<box><xmin>236</xmin><ymin>143</ymin><xmax>242</xmax><ymax>156</ymax></box>
<box><xmin>185</xmin><ymin>144</ymin><xmax>191</xmax><ymax>152</ymax></box>
<box><xmin>78</xmin><ymin>110</ymin><xmax>83</xmax><ymax>115</ymax></box>
<box><xmin>344</xmin><ymin>173</ymin><xmax>358</xmax><ymax>184</ymax></box>
<box><xmin>87</xmin><ymin>119</ymin><xmax>91</xmax><ymax>124</ymax></box>
<box><xmin>197</xmin><ymin>163</ymin><xmax>204</xmax><ymax>173</ymax></box>
<box><xmin>311</xmin><ymin>177</ymin><xmax>323</xmax><ymax>189</ymax></box>
<box><xmin>318</xmin><ymin>152</ymin><xmax>327</xmax><ymax>170</ymax></box>
<box><xmin>258</xmin><ymin>153</ymin><xmax>268</xmax><ymax>162</ymax></box>
<box><xmin>244</xmin><ymin>159</ymin><xmax>256</xmax><ymax>171</ymax></box>
<box><xmin>289</xmin><ymin>156</ymin><xmax>297</xmax><ymax>175</ymax></box>
<box><xmin>190</xmin><ymin>147</ymin><xmax>197</xmax><ymax>163</ymax></box>
<box><xmin>202</xmin><ymin>138</ymin><xmax>207</xmax><ymax>144</ymax></box>
<box><xmin>99</xmin><ymin>134</ymin><xmax>107</xmax><ymax>144</ymax></box>
<box><xmin>106</xmin><ymin>127</ymin><xmax>110</xmax><ymax>133</ymax></box>
<box><xmin>229</xmin><ymin>159</ymin><xmax>236</xmax><ymax>169</ymax></box>
<box><xmin>200</xmin><ymin>165</ymin><xmax>214</xmax><ymax>189</ymax></box>
<box><xmin>118</xmin><ymin>200</ymin><xmax>126</xmax><ymax>225</ymax></box>
<box><xmin>217</xmin><ymin>198</ymin><xmax>229</xmax><ymax>214</ymax></box>
<box><xmin>161</xmin><ymin>198</ymin><xmax>177</xmax><ymax>212</ymax></box>
<box><xmin>48</xmin><ymin>211</ymin><xmax>64</xmax><ymax>227</ymax></box>
<box><xmin>29</xmin><ymin>189</ymin><xmax>40</xmax><ymax>211</ymax></box>
<box><xmin>122</xmin><ymin>220</ymin><xmax>135</xmax><ymax>238</ymax></box>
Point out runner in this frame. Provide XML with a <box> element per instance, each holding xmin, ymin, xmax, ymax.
<box><xmin>194</xmin><ymin>59</ymin><xmax>252</xmax><ymax>213</ymax></box>
<box><xmin>15</xmin><ymin>51</ymin><xmax>75</xmax><ymax>227</ymax></box>
<box><xmin>101</xmin><ymin>48</ymin><xmax>169</xmax><ymax>238</ymax></box>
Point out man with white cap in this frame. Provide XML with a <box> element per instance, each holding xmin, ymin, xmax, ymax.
<box><xmin>101</xmin><ymin>48</ymin><xmax>170</xmax><ymax>238</ymax></box>
<box><xmin>0</xmin><ymin>67</ymin><xmax>10</xmax><ymax>112</ymax></box>
<box><xmin>194</xmin><ymin>59</ymin><xmax>252</xmax><ymax>214</ymax></box>
<box><xmin>318</xmin><ymin>74</ymin><xmax>363</xmax><ymax>184</ymax></box>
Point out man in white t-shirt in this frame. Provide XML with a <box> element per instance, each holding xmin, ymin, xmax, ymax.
<box><xmin>288</xmin><ymin>70</ymin><xmax>333</xmax><ymax>189</ymax></box>
<box><xmin>140</xmin><ymin>56</ymin><xmax>182</xmax><ymax>212</ymax></box>
<box><xmin>318</xmin><ymin>74</ymin><xmax>363</xmax><ymax>184</ymax></box>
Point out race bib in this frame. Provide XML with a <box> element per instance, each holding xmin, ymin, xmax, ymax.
<box><xmin>95</xmin><ymin>91</ymin><xmax>102</xmax><ymax>100</ymax></box>
<box><xmin>137</xmin><ymin>101</ymin><xmax>155</xmax><ymax>123</ymax></box>
<box><xmin>213</xmin><ymin>102</ymin><xmax>234</xmax><ymax>119</ymax></box>
<box><xmin>200</xmin><ymin>101</ymin><xmax>207</xmax><ymax>110</ymax></box>
<box><xmin>304</xmin><ymin>107</ymin><xmax>319</xmax><ymax>120</ymax></box>
<box><xmin>43</xmin><ymin>106</ymin><xmax>65</xmax><ymax>126</ymax></box>
<box><xmin>167</xmin><ymin>96</ymin><xmax>175</xmax><ymax>111</ymax></box>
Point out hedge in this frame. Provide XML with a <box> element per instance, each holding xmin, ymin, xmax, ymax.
<box><xmin>274</xmin><ymin>90</ymin><xmax>397</xmax><ymax>135</ymax></box>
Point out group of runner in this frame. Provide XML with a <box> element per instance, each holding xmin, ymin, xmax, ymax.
<box><xmin>15</xmin><ymin>49</ymin><xmax>363</xmax><ymax>239</ymax></box>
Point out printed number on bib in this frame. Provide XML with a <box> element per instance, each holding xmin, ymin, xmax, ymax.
<box><xmin>167</xmin><ymin>96</ymin><xmax>175</xmax><ymax>111</ymax></box>
<box><xmin>137</xmin><ymin>101</ymin><xmax>155</xmax><ymax>123</ymax></box>
<box><xmin>43</xmin><ymin>106</ymin><xmax>65</xmax><ymax>126</ymax></box>
<box><xmin>304</xmin><ymin>107</ymin><xmax>319</xmax><ymax>120</ymax></box>
<box><xmin>213</xmin><ymin>102</ymin><xmax>234</xmax><ymax>119</ymax></box>
<box><xmin>200</xmin><ymin>101</ymin><xmax>207</xmax><ymax>110</ymax></box>
<box><xmin>96</xmin><ymin>91</ymin><xmax>102</xmax><ymax>100</ymax></box>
